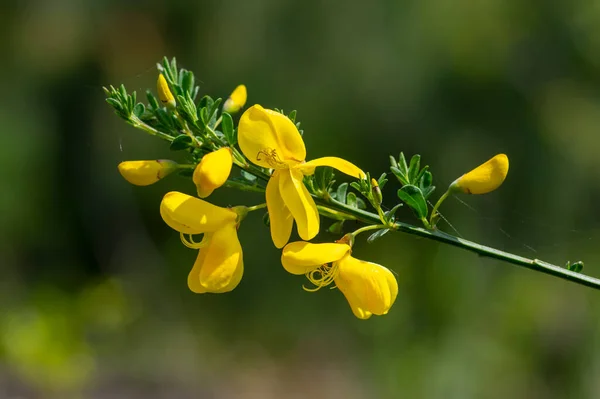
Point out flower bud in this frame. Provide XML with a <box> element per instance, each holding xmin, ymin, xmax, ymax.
<box><xmin>223</xmin><ymin>84</ymin><xmax>247</xmax><ymax>114</ymax></box>
<box><xmin>193</xmin><ymin>148</ymin><xmax>233</xmax><ymax>198</ymax></box>
<box><xmin>157</xmin><ymin>73</ymin><xmax>176</xmax><ymax>108</ymax></box>
<box><xmin>371</xmin><ymin>178</ymin><xmax>383</xmax><ymax>205</ymax></box>
<box><xmin>450</xmin><ymin>154</ymin><xmax>509</xmax><ymax>194</ymax></box>
<box><xmin>118</xmin><ymin>160</ymin><xmax>178</xmax><ymax>186</ymax></box>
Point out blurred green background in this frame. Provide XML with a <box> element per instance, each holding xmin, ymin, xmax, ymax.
<box><xmin>2</xmin><ymin>0</ymin><xmax>600</xmax><ymax>398</ymax></box>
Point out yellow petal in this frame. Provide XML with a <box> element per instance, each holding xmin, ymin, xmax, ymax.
<box><xmin>160</xmin><ymin>191</ymin><xmax>237</xmax><ymax>235</ymax></box>
<box><xmin>198</xmin><ymin>224</ymin><xmax>244</xmax><ymax>292</ymax></box>
<box><xmin>157</xmin><ymin>73</ymin><xmax>176</xmax><ymax>108</ymax></box>
<box><xmin>452</xmin><ymin>154</ymin><xmax>509</xmax><ymax>195</ymax></box>
<box><xmin>297</xmin><ymin>157</ymin><xmax>365</xmax><ymax>179</ymax></box>
<box><xmin>238</xmin><ymin>105</ymin><xmax>306</xmax><ymax>169</ymax></box>
<box><xmin>281</xmin><ymin>241</ymin><xmax>350</xmax><ymax>275</ymax></box>
<box><xmin>335</xmin><ymin>255</ymin><xmax>398</xmax><ymax>317</ymax></box>
<box><xmin>339</xmin><ymin>286</ymin><xmax>373</xmax><ymax>320</ymax></box>
<box><xmin>118</xmin><ymin>160</ymin><xmax>178</xmax><ymax>186</ymax></box>
<box><xmin>193</xmin><ymin>148</ymin><xmax>233</xmax><ymax>198</ymax></box>
<box><xmin>266</xmin><ymin>170</ymin><xmax>293</xmax><ymax>248</ymax></box>
<box><xmin>223</xmin><ymin>84</ymin><xmax>247</xmax><ymax>114</ymax></box>
<box><xmin>279</xmin><ymin>168</ymin><xmax>319</xmax><ymax>241</ymax></box>
<box><xmin>187</xmin><ymin>238</ymin><xmax>211</xmax><ymax>293</ymax></box>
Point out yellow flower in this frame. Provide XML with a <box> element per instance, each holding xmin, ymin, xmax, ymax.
<box><xmin>193</xmin><ymin>148</ymin><xmax>233</xmax><ymax>198</ymax></box>
<box><xmin>451</xmin><ymin>154</ymin><xmax>509</xmax><ymax>194</ymax></box>
<box><xmin>223</xmin><ymin>84</ymin><xmax>247</xmax><ymax>114</ymax></box>
<box><xmin>238</xmin><ymin>104</ymin><xmax>365</xmax><ymax>248</ymax></box>
<box><xmin>281</xmin><ymin>241</ymin><xmax>398</xmax><ymax>319</ymax></box>
<box><xmin>157</xmin><ymin>73</ymin><xmax>176</xmax><ymax>109</ymax></box>
<box><xmin>160</xmin><ymin>192</ymin><xmax>243</xmax><ymax>293</ymax></box>
<box><xmin>118</xmin><ymin>160</ymin><xmax>178</xmax><ymax>186</ymax></box>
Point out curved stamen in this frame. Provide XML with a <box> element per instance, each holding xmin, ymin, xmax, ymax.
<box><xmin>257</xmin><ymin>148</ymin><xmax>286</xmax><ymax>168</ymax></box>
<box><xmin>302</xmin><ymin>263</ymin><xmax>339</xmax><ymax>292</ymax></box>
<box><xmin>180</xmin><ymin>232</ymin><xmax>210</xmax><ymax>249</ymax></box>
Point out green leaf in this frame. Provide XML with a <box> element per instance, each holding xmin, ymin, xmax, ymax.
<box><xmin>398</xmin><ymin>152</ymin><xmax>408</xmax><ymax>175</ymax></box>
<box><xmin>397</xmin><ymin>185</ymin><xmax>428</xmax><ymax>219</ymax></box>
<box><xmin>567</xmin><ymin>261</ymin><xmax>584</xmax><ymax>273</ymax></box>
<box><xmin>384</xmin><ymin>203</ymin><xmax>403</xmax><ymax>222</ymax></box>
<box><xmin>389</xmin><ymin>155</ymin><xmax>398</xmax><ymax>169</ymax></box>
<box><xmin>367</xmin><ymin>228</ymin><xmax>391</xmax><ymax>244</ymax></box>
<box><xmin>349</xmin><ymin>182</ymin><xmax>361</xmax><ymax>192</ymax></box>
<box><xmin>105</xmin><ymin>98</ymin><xmax>121</xmax><ymax>110</ymax></box>
<box><xmin>408</xmin><ymin>154</ymin><xmax>421</xmax><ymax>183</ymax></box>
<box><xmin>328</xmin><ymin>221</ymin><xmax>345</xmax><ymax>234</ymax></box>
<box><xmin>356</xmin><ymin>197</ymin><xmax>367</xmax><ymax>209</ymax></box>
<box><xmin>156</xmin><ymin>108</ymin><xmax>174</xmax><ymax>128</ymax></box>
<box><xmin>146</xmin><ymin>90</ymin><xmax>159</xmax><ymax>110</ymax></box>
<box><xmin>221</xmin><ymin>112</ymin><xmax>235</xmax><ymax>144</ymax></box>
<box><xmin>263</xmin><ymin>212</ymin><xmax>270</xmax><ymax>226</ymax></box>
<box><xmin>346</xmin><ymin>192</ymin><xmax>358</xmax><ymax>208</ymax></box>
<box><xmin>336</xmin><ymin>183</ymin><xmax>348</xmax><ymax>203</ymax></box>
<box><xmin>288</xmin><ymin>110</ymin><xmax>297</xmax><ymax>122</ymax></box>
<box><xmin>419</xmin><ymin>171</ymin><xmax>436</xmax><ymax>198</ymax></box>
<box><xmin>315</xmin><ymin>166</ymin><xmax>334</xmax><ymax>192</ymax></box>
<box><xmin>170</xmin><ymin>135</ymin><xmax>193</xmax><ymax>151</ymax></box>
<box><xmin>133</xmin><ymin>103</ymin><xmax>145</xmax><ymax>118</ymax></box>
<box><xmin>181</xmin><ymin>70</ymin><xmax>195</xmax><ymax>96</ymax></box>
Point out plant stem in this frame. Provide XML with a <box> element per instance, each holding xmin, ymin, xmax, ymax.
<box><xmin>129</xmin><ymin>117</ymin><xmax>174</xmax><ymax>142</ymax></box>
<box><xmin>351</xmin><ymin>224</ymin><xmax>388</xmax><ymax>238</ymax></box>
<box><xmin>319</xmin><ymin>197</ymin><xmax>600</xmax><ymax>290</ymax></box>
<box><xmin>430</xmin><ymin>189</ymin><xmax>451</xmax><ymax>226</ymax></box>
<box><xmin>246</xmin><ymin>203</ymin><xmax>267</xmax><ymax>212</ymax></box>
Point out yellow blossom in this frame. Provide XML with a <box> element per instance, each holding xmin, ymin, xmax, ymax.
<box><xmin>451</xmin><ymin>154</ymin><xmax>509</xmax><ymax>194</ymax></box>
<box><xmin>118</xmin><ymin>160</ymin><xmax>178</xmax><ymax>186</ymax></box>
<box><xmin>193</xmin><ymin>148</ymin><xmax>233</xmax><ymax>198</ymax></box>
<box><xmin>157</xmin><ymin>73</ymin><xmax>176</xmax><ymax>108</ymax></box>
<box><xmin>160</xmin><ymin>192</ymin><xmax>243</xmax><ymax>293</ymax></box>
<box><xmin>238</xmin><ymin>104</ymin><xmax>365</xmax><ymax>248</ymax></box>
<box><xmin>281</xmin><ymin>241</ymin><xmax>398</xmax><ymax>319</ymax></box>
<box><xmin>223</xmin><ymin>84</ymin><xmax>247</xmax><ymax>114</ymax></box>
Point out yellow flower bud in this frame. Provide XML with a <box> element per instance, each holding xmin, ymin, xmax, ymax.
<box><xmin>371</xmin><ymin>178</ymin><xmax>382</xmax><ymax>205</ymax></box>
<box><xmin>451</xmin><ymin>154</ymin><xmax>509</xmax><ymax>194</ymax></box>
<box><xmin>223</xmin><ymin>84</ymin><xmax>247</xmax><ymax>114</ymax></box>
<box><xmin>157</xmin><ymin>73</ymin><xmax>176</xmax><ymax>108</ymax></box>
<box><xmin>193</xmin><ymin>148</ymin><xmax>233</xmax><ymax>198</ymax></box>
<box><xmin>118</xmin><ymin>160</ymin><xmax>178</xmax><ymax>186</ymax></box>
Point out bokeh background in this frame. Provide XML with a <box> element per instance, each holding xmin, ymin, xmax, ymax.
<box><xmin>2</xmin><ymin>0</ymin><xmax>600</xmax><ymax>398</ymax></box>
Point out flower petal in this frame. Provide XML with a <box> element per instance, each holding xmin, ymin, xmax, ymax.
<box><xmin>223</xmin><ymin>84</ymin><xmax>247</xmax><ymax>114</ymax></box>
<box><xmin>193</xmin><ymin>148</ymin><xmax>233</xmax><ymax>198</ymax></box>
<box><xmin>198</xmin><ymin>224</ymin><xmax>244</xmax><ymax>292</ymax></box>
<box><xmin>187</xmin><ymin>239</ymin><xmax>211</xmax><ymax>293</ymax></box>
<box><xmin>297</xmin><ymin>157</ymin><xmax>365</xmax><ymax>179</ymax></box>
<box><xmin>335</xmin><ymin>255</ymin><xmax>398</xmax><ymax>317</ymax></box>
<box><xmin>339</xmin><ymin>286</ymin><xmax>373</xmax><ymax>320</ymax></box>
<box><xmin>281</xmin><ymin>241</ymin><xmax>350</xmax><ymax>275</ymax></box>
<box><xmin>160</xmin><ymin>192</ymin><xmax>237</xmax><ymax>235</ymax></box>
<box><xmin>238</xmin><ymin>105</ymin><xmax>306</xmax><ymax>168</ymax></box>
<box><xmin>266</xmin><ymin>170</ymin><xmax>293</xmax><ymax>248</ymax></box>
<box><xmin>279</xmin><ymin>168</ymin><xmax>319</xmax><ymax>241</ymax></box>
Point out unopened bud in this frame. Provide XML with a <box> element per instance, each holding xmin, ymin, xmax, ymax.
<box><xmin>223</xmin><ymin>84</ymin><xmax>247</xmax><ymax>114</ymax></box>
<box><xmin>118</xmin><ymin>160</ymin><xmax>178</xmax><ymax>186</ymax></box>
<box><xmin>371</xmin><ymin>178</ymin><xmax>383</xmax><ymax>205</ymax></box>
<box><xmin>157</xmin><ymin>73</ymin><xmax>176</xmax><ymax>109</ymax></box>
<box><xmin>193</xmin><ymin>148</ymin><xmax>233</xmax><ymax>198</ymax></box>
<box><xmin>450</xmin><ymin>154</ymin><xmax>509</xmax><ymax>194</ymax></box>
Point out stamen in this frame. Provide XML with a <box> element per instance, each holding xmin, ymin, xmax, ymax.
<box><xmin>180</xmin><ymin>232</ymin><xmax>210</xmax><ymax>249</ymax></box>
<box><xmin>302</xmin><ymin>263</ymin><xmax>339</xmax><ymax>292</ymax></box>
<box><xmin>257</xmin><ymin>148</ymin><xmax>286</xmax><ymax>168</ymax></box>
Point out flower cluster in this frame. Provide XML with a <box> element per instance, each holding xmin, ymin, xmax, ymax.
<box><xmin>112</xmin><ymin>60</ymin><xmax>511</xmax><ymax>319</ymax></box>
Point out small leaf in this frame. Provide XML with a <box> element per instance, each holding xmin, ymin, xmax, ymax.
<box><xmin>146</xmin><ymin>90</ymin><xmax>159</xmax><ymax>110</ymax></box>
<box><xmin>408</xmin><ymin>154</ymin><xmax>421</xmax><ymax>183</ymax></box>
<box><xmin>288</xmin><ymin>110</ymin><xmax>297</xmax><ymax>122</ymax></box>
<box><xmin>419</xmin><ymin>171</ymin><xmax>435</xmax><ymax>199</ymax></box>
<box><xmin>133</xmin><ymin>103</ymin><xmax>145</xmax><ymax>118</ymax></box>
<box><xmin>389</xmin><ymin>155</ymin><xmax>398</xmax><ymax>169</ymax></box>
<box><xmin>263</xmin><ymin>212</ymin><xmax>270</xmax><ymax>226</ymax></box>
<box><xmin>397</xmin><ymin>185</ymin><xmax>428</xmax><ymax>219</ymax></box>
<box><xmin>221</xmin><ymin>112</ymin><xmax>235</xmax><ymax>144</ymax></box>
<box><xmin>367</xmin><ymin>228</ymin><xmax>391</xmax><ymax>243</ymax></box>
<box><xmin>567</xmin><ymin>261</ymin><xmax>584</xmax><ymax>273</ymax></box>
<box><xmin>398</xmin><ymin>152</ymin><xmax>408</xmax><ymax>175</ymax></box>
<box><xmin>356</xmin><ymin>197</ymin><xmax>367</xmax><ymax>210</ymax></box>
<box><xmin>384</xmin><ymin>203</ymin><xmax>403</xmax><ymax>222</ymax></box>
<box><xmin>328</xmin><ymin>221</ymin><xmax>345</xmax><ymax>234</ymax></box>
<box><xmin>350</xmin><ymin>182</ymin><xmax>361</xmax><ymax>192</ymax></box>
<box><xmin>170</xmin><ymin>135</ymin><xmax>193</xmax><ymax>151</ymax></box>
<box><xmin>315</xmin><ymin>166</ymin><xmax>334</xmax><ymax>192</ymax></box>
<box><xmin>105</xmin><ymin>98</ymin><xmax>121</xmax><ymax>110</ymax></box>
<box><xmin>336</xmin><ymin>183</ymin><xmax>348</xmax><ymax>203</ymax></box>
<box><xmin>346</xmin><ymin>192</ymin><xmax>358</xmax><ymax>208</ymax></box>
<box><xmin>181</xmin><ymin>70</ymin><xmax>195</xmax><ymax>96</ymax></box>
<box><xmin>390</xmin><ymin>166</ymin><xmax>409</xmax><ymax>186</ymax></box>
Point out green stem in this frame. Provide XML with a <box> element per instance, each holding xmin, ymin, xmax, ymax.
<box><xmin>430</xmin><ymin>189</ymin><xmax>451</xmax><ymax>226</ymax></box>
<box><xmin>351</xmin><ymin>224</ymin><xmax>388</xmax><ymax>238</ymax></box>
<box><xmin>130</xmin><ymin>117</ymin><xmax>174</xmax><ymax>142</ymax></box>
<box><xmin>318</xmin><ymin>197</ymin><xmax>600</xmax><ymax>290</ymax></box>
<box><xmin>246</xmin><ymin>203</ymin><xmax>267</xmax><ymax>212</ymax></box>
